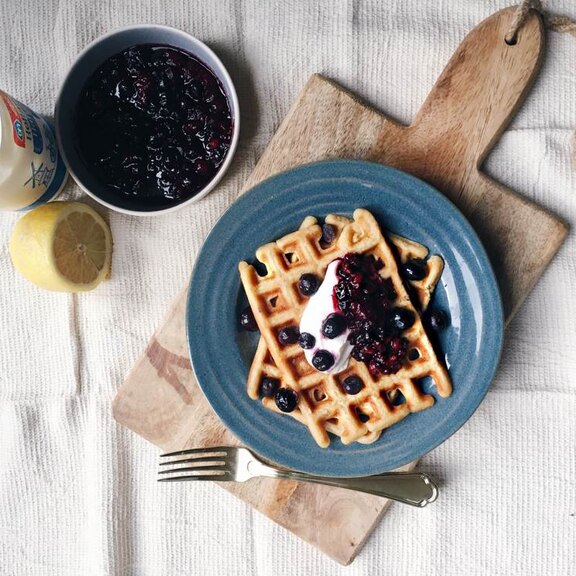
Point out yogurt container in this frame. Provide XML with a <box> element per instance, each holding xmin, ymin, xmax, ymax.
<box><xmin>0</xmin><ymin>90</ymin><xmax>67</xmax><ymax>211</ymax></box>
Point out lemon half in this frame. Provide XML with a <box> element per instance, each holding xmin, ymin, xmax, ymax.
<box><xmin>10</xmin><ymin>201</ymin><xmax>112</xmax><ymax>292</ymax></box>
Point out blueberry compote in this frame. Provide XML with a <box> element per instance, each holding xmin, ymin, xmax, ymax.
<box><xmin>76</xmin><ymin>44</ymin><xmax>233</xmax><ymax>208</ymax></box>
<box><xmin>334</xmin><ymin>253</ymin><xmax>410</xmax><ymax>377</ymax></box>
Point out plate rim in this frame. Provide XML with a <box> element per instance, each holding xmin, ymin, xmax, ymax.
<box><xmin>186</xmin><ymin>159</ymin><xmax>504</xmax><ymax>476</ymax></box>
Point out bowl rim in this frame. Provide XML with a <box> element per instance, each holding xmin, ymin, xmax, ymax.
<box><xmin>54</xmin><ymin>24</ymin><xmax>240</xmax><ymax>216</ymax></box>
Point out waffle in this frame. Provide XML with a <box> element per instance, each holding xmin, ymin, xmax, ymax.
<box><xmin>239</xmin><ymin>209</ymin><xmax>452</xmax><ymax>447</ymax></box>
<box><xmin>245</xmin><ymin>214</ymin><xmax>445</xmax><ymax>444</ymax></box>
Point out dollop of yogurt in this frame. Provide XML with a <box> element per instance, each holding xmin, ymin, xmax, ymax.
<box><xmin>299</xmin><ymin>259</ymin><xmax>353</xmax><ymax>373</ymax></box>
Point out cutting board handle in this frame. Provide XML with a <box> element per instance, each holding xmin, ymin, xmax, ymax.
<box><xmin>408</xmin><ymin>6</ymin><xmax>544</xmax><ymax>171</ymax></box>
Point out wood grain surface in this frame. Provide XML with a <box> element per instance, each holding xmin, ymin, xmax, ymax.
<box><xmin>113</xmin><ymin>7</ymin><xmax>567</xmax><ymax>565</ymax></box>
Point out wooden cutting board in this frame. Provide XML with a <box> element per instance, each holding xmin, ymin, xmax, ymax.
<box><xmin>113</xmin><ymin>7</ymin><xmax>568</xmax><ymax>565</ymax></box>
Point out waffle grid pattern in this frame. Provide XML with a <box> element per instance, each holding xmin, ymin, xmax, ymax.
<box><xmin>239</xmin><ymin>209</ymin><xmax>451</xmax><ymax>447</ymax></box>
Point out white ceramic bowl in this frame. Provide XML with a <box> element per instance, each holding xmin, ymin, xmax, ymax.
<box><xmin>55</xmin><ymin>25</ymin><xmax>240</xmax><ymax>216</ymax></box>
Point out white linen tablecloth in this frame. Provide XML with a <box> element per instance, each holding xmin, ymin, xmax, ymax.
<box><xmin>1</xmin><ymin>0</ymin><xmax>575</xmax><ymax>574</ymax></box>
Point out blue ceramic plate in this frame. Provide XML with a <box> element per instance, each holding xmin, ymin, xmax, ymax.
<box><xmin>187</xmin><ymin>160</ymin><xmax>503</xmax><ymax>477</ymax></box>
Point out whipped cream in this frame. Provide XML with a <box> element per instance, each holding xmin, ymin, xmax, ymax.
<box><xmin>299</xmin><ymin>259</ymin><xmax>353</xmax><ymax>374</ymax></box>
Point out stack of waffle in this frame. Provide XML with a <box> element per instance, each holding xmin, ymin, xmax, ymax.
<box><xmin>239</xmin><ymin>209</ymin><xmax>451</xmax><ymax>447</ymax></box>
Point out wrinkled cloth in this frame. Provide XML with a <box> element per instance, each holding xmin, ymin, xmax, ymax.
<box><xmin>1</xmin><ymin>0</ymin><xmax>575</xmax><ymax>574</ymax></box>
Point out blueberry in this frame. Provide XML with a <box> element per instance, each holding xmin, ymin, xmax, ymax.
<box><xmin>321</xmin><ymin>223</ymin><xmax>337</xmax><ymax>244</ymax></box>
<box><xmin>216</xmin><ymin>119</ymin><xmax>232</xmax><ymax>135</ymax></box>
<box><xmin>401</xmin><ymin>258</ymin><xmax>428</xmax><ymax>281</ymax></box>
<box><xmin>342</xmin><ymin>376</ymin><xmax>363</xmax><ymax>395</ymax></box>
<box><xmin>388</xmin><ymin>308</ymin><xmax>415</xmax><ymax>331</ymax></box>
<box><xmin>390</xmin><ymin>337</ymin><xmax>405</xmax><ymax>352</ymax></box>
<box><xmin>275</xmin><ymin>388</ymin><xmax>298</xmax><ymax>412</ymax></box>
<box><xmin>206</xmin><ymin>136</ymin><xmax>220</xmax><ymax>150</ymax></box>
<box><xmin>193</xmin><ymin>158</ymin><xmax>211</xmax><ymax>175</ymax></box>
<box><xmin>321</xmin><ymin>314</ymin><xmax>347</xmax><ymax>339</ymax></box>
<box><xmin>159</xmin><ymin>147</ymin><xmax>182</xmax><ymax>173</ymax></box>
<box><xmin>334</xmin><ymin>282</ymin><xmax>350</xmax><ymax>303</ymax></box>
<box><xmin>298</xmin><ymin>332</ymin><xmax>316</xmax><ymax>349</ymax></box>
<box><xmin>185</xmin><ymin>105</ymin><xmax>207</xmax><ymax>125</ymax></box>
<box><xmin>149</xmin><ymin>124</ymin><xmax>171</xmax><ymax>149</ymax></box>
<box><xmin>260</xmin><ymin>377</ymin><xmax>280</xmax><ymax>397</ymax></box>
<box><xmin>185</xmin><ymin>79</ymin><xmax>203</xmax><ymax>100</ymax></box>
<box><xmin>298</xmin><ymin>273</ymin><xmax>319</xmax><ymax>296</ymax></box>
<box><xmin>376</xmin><ymin>324</ymin><xmax>397</xmax><ymax>340</ymax></box>
<box><xmin>277</xmin><ymin>326</ymin><xmax>300</xmax><ymax>346</ymax></box>
<box><xmin>350</xmin><ymin>330</ymin><xmax>371</xmax><ymax>346</ymax></box>
<box><xmin>209</xmin><ymin>98</ymin><xmax>227</xmax><ymax>114</ymax></box>
<box><xmin>312</xmin><ymin>350</ymin><xmax>335</xmax><ymax>371</ymax></box>
<box><xmin>239</xmin><ymin>306</ymin><xmax>258</xmax><ymax>331</ymax></box>
<box><xmin>428</xmin><ymin>310</ymin><xmax>448</xmax><ymax>331</ymax></box>
<box><xmin>182</xmin><ymin>121</ymin><xmax>199</xmax><ymax>138</ymax></box>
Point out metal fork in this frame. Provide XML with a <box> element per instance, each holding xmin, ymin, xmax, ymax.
<box><xmin>158</xmin><ymin>446</ymin><xmax>438</xmax><ymax>507</ymax></box>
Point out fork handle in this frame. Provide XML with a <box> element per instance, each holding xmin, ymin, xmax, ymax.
<box><xmin>271</xmin><ymin>470</ymin><xmax>438</xmax><ymax>507</ymax></box>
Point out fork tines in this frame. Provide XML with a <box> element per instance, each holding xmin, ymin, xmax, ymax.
<box><xmin>158</xmin><ymin>446</ymin><xmax>232</xmax><ymax>482</ymax></box>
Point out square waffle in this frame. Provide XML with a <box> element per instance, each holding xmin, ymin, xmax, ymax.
<box><xmin>239</xmin><ymin>209</ymin><xmax>452</xmax><ymax>447</ymax></box>
<box><xmin>245</xmin><ymin>213</ymin><xmax>445</xmax><ymax>444</ymax></box>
